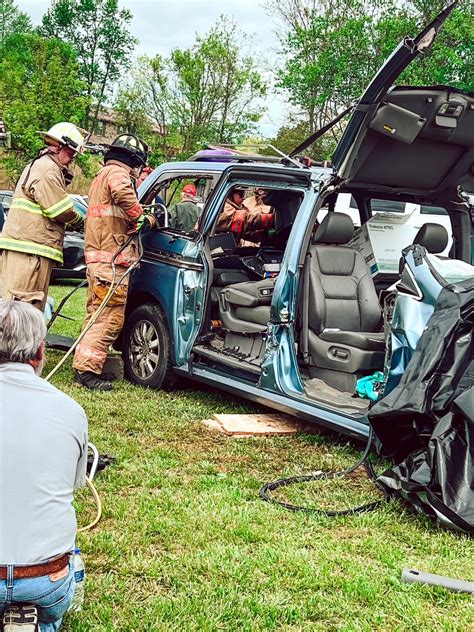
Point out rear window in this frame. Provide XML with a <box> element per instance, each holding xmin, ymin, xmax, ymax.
<box><xmin>371</xmin><ymin>199</ymin><xmax>406</xmax><ymax>213</ymax></box>
<box><xmin>350</xmin><ymin>196</ymin><xmax>406</xmax><ymax>213</ymax></box>
<box><xmin>420</xmin><ymin>205</ymin><xmax>448</xmax><ymax>215</ymax></box>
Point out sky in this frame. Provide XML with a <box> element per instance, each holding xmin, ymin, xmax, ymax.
<box><xmin>19</xmin><ymin>0</ymin><xmax>289</xmax><ymax>136</ymax></box>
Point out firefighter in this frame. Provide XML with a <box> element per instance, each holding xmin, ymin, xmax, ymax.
<box><xmin>216</xmin><ymin>187</ymin><xmax>274</xmax><ymax>246</ymax></box>
<box><xmin>73</xmin><ymin>134</ymin><xmax>156</xmax><ymax>391</ymax></box>
<box><xmin>0</xmin><ymin>122</ymin><xmax>86</xmax><ymax>311</ymax></box>
<box><xmin>240</xmin><ymin>187</ymin><xmax>274</xmax><ymax>246</ymax></box>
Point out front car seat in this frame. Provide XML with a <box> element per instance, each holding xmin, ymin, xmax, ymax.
<box><xmin>305</xmin><ymin>213</ymin><xmax>385</xmax><ymax>391</ymax></box>
<box><xmin>218</xmin><ymin>278</ymin><xmax>275</xmax><ymax>333</ymax></box>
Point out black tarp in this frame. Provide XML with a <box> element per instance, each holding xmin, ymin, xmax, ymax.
<box><xmin>369</xmin><ymin>278</ymin><xmax>474</xmax><ymax>534</ymax></box>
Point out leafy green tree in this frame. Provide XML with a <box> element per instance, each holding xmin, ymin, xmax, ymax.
<box><xmin>115</xmin><ymin>83</ymin><xmax>153</xmax><ymax>140</ymax></box>
<box><xmin>0</xmin><ymin>32</ymin><xmax>87</xmax><ymax>178</ymax></box>
<box><xmin>272</xmin><ymin>0</ymin><xmax>472</xmax><ymax>142</ymax></box>
<box><xmin>40</xmin><ymin>0</ymin><xmax>137</xmax><ymax>130</ymax></box>
<box><xmin>0</xmin><ymin>0</ymin><xmax>31</xmax><ymax>44</ymax></box>
<box><xmin>270</xmin><ymin>120</ymin><xmax>336</xmax><ymax>161</ymax></box>
<box><xmin>120</xmin><ymin>17</ymin><xmax>267</xmax><ymax>159</ymax></box>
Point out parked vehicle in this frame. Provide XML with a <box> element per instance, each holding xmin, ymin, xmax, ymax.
<box><xmin>0</xmin><ymin>191</ymin><xmax>86</xmax><ymax>279</ymax></box>
<box><xmin>51</xmin><ymin>194</ymin><xmax>87</xmax><ymax>280</ymax></box>
<box><xmin>119</xmin><ymin>4</ymin><xmax>472</xmax><ymax>439</ymax></box>
<box><xmin>0</xmin><ymin>189</ymin><xmax>12</xmax><ymax>214</ymax></box>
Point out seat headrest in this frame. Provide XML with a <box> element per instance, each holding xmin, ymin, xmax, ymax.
<box><xmin>413</xmin><ymin>223</ymin><xmax>448</xmax><ymax>254</ymax></box>
<box><xmin>313</xmin><ymin>212</ymin><xmax>354</xmax><ymax>245</ymax></box>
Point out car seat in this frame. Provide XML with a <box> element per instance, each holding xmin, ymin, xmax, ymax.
<box><xmin>413</xmin><ymin>223</ymin><xmax>449</xmax><ymax>253</ymax></box>
<box><xmin>304</xmin><ymin>213</ymin><xmax>385</xmax><ymax>391</ymax></box>
<box><xmin>218</xmin><ymin>278</ymin><xmax>275</xmax><ymax>333</ymax></box>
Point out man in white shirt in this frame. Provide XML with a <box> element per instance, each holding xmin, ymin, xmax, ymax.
<box><xmin>0</xmin><ymin>300</ymin><xmax>88</xmax><ymax>631</ymax></box>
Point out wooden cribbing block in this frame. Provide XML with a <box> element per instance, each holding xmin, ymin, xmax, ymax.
<box><xmin>202</xmin><ymin>413</ymin><xmax>315</xmax><ymax>437</ymax></box>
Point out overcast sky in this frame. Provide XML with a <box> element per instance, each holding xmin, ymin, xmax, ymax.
<box><xmin>19</xmin><ymin>0</ymin><xmax>288</xmax><ymax>136</ymax></box>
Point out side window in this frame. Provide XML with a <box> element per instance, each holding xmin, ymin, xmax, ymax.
<box><xmin>420</xmin><ymin>205</ymin><xmax>449</xmax><ymax>216</ymax></box>
<box><xmin>0</xmin><ymin>194</ymin><xmax>11</xmax><ymax>212</ymax></box>
<box><xmin>142</xmin><ymin>175</ymin><xmax>214</xmax><ymax>234</ymax></box>
<box><xmin>371</xmin><ymin>199</ymin><xmax>406</xmax><ymax>214</ymax></box>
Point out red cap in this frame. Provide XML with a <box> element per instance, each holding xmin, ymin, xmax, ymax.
<box><xmin>182</xmin><ymin>184</ymin><xmax>197</xmax><ymax>196</ymax></box>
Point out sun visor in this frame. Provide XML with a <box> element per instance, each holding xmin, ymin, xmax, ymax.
<box><xmin>369</xmin><ymin>102</ymin><xmax>426</xmax><ymax>144</ymax></box>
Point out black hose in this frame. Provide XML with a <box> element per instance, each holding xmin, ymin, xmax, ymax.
<box><xmin>47</xmin><ymin>278</ymin><xmax>88</xmax><ymax>331</ymax></box>
<box><xmin>259</xmin><ymin>428</ymin><xmax>388</xmax><ymax>516</ymax></box>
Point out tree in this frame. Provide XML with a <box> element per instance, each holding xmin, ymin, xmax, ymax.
<box><xmin>0</xmin><ymin>33</ymin><xmax>88</xmax><ymax>178</ymax></box>
<box><xmin>0</xmin><ymin>0</ymin><xmax>31</xmax><ymax>44</ymax></box>
<box><xmin>270</xmin><ymin>120</ymin><xmax>336</xmax><ymax>161</ymax></box>
<box><xmin>271</xmin><ymin>0</ymin><xmax>472</xmax><ymax>144</ymax></box>
<box><xmin>40</xmin><ymin>0</ymin><xmax>137</xmax><ymax>130</ymax></box>
<box><xmin>118</xmin><ymin>17</ymin><xmax>267</xmax><ymax>160</ymax></box>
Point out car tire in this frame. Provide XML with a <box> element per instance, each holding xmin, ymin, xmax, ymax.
<box><xmin>123</xmin><ymin>303</ymin><xmax>176</xmax><ymax>390</ymax></box>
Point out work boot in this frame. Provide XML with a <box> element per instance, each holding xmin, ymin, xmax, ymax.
<box><xmin>3</xmin><ymin>604</ymin><xmax>38</xmax><ymax>631</ymax></box>
<box><xmin>99</xmin><ymin>371</ymin><xmax>118</xmax><ymax>382</ymax></box>
<box><xmin>74</xmin><ymin>370</ymin><xmax>113</xmax><ymax>391</ymax></box>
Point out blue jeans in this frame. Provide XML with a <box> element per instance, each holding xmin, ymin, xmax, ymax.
<box><xmin>0</xmin><ymin>560</ymin><xmax>75</xmax><ymax>631</ymax></box>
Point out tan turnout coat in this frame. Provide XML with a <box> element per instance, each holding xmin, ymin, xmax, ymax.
<box><xmin>84</xmin><ymin>160</ymin><xmax>143</xmax><ymax>267</ymax></box>
<box><xmin>0</xmin><ymin>152</ymin><xmax>82</xmax><ymax>263</ymax></box>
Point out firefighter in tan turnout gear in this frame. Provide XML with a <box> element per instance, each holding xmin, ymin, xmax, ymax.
<box><xmin>0</xmin><ymin>123</ymin><xmax>85</xmax><ymax>311</ymax></box>
<box><xmin>216</xmin><ymin>187</ymin><xmax>274</xmax><ymax>246</ymax></box>
<box><xmin>73</xmin><ymin>134</ymin><xmax>156</xmax><ymax>391</ymax></box>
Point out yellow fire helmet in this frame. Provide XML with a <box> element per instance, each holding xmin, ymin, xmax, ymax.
<box><xmin>38</xmin><ymin>122</ymin><xmax>86</xmax><ymax>153</ymax></box>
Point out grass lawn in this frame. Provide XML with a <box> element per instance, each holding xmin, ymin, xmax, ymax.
<box><xmin>47</xmin><ymin>283</ymin><xmax>473</xmax><ymax>632</ymax></box>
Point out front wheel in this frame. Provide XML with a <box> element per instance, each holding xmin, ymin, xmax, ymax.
<box><xmin>123</xmin><ymin>303</ymin><xmax>175</xmax><ymax>389</ymax></box>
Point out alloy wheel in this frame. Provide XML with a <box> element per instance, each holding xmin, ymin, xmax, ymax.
<box><xmin>128</xmin><ymin>319</ymin><xmax>161</xmax><ymax>380</ymax></box>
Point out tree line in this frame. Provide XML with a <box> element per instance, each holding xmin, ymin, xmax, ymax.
<box><xmin>0</xmin><ymin>0</ymin><xmax>471</xmax><ymax>178</ymax></box>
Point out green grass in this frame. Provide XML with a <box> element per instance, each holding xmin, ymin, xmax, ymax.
<box><xmin>47</xmin><ymin>283</ymin><xmax>473</xmax><ymax>632</ymax></box>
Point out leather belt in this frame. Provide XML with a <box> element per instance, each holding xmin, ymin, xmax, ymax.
<box><xmin>0</xmin><ymin>553</ymin><xmax>70</xmax><ymax>579</ymax></box>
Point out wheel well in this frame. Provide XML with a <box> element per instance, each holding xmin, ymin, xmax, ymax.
<box><xmin>113</xmin><ymin>290</ymin><xmax>163</xmax><ymax>351</ymax></box>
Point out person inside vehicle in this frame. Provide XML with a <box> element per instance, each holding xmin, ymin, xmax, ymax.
<box><xmin>169</xmin><ymin>183</ymin><xmax>201</xmax><ymax>232</ymax></box>
<box><xmin>240</xmin><ymin>188</ymin><xmax>274</xmax><ymax>246</ymax></box>
<box><xmin>216</xmin><ymin>187</ymin><xmax>274</xmax><ymax>246</ymax></box>
<box><xmin>0</xmin><ymin>300</ymin><xmax>88</xmax><ymax>631</ymax></box>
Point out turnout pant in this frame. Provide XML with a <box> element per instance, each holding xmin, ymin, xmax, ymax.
<box><xmin>73</xmin><ymin>262</ymin><xmax>129</xmax><ymax>375</ymax></box>
<box><xmin>0</xmin><ymin>250</ymin><xmax>53</xmax><ymax>312</ymax></box>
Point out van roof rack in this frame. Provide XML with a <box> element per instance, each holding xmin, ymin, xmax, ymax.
<box><xmin>189</xmin><ymin>143</ymin><xmax>307</xmax><ymax>168</ymax></box>
<box><xmin>190</xmin><ymin>144</ymin><xmax>333</xmax><ymax>170</ymax></box>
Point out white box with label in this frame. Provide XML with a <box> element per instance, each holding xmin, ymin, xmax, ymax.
<box><xmin>348</xmin><ymin>212</ymin><xmax>422</xmax><ymax>276</ymax></box>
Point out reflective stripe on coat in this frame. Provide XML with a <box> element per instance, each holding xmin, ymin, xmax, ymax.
<box><xmin>0</xmin><ymin>153</ymin><xmax>81</xmax><ymax>263</ymax></box>
<box><xmin>83</xmin><ymin>161</ymin><xmax>143</xmax><ymax>268</ymax></box>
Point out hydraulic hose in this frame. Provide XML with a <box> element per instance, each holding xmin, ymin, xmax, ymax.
<box><xmin>45</xmin><ymin>227</ymin><xmax>147</xmax><ymax>531</ymax></box>
<box><xmin>47</xmin><ymin>277</ymin><xmax>87</xmax><ymax>332</ymax></box>
<box><xmin>45</xmin><ymin>230</ymin><xmax>144</xmax><ymax>381</ymax></box>
<box><xmin>77</xmin><ymin>442</ymin><xmax>102</xmax><ymax>533</ymax></box>
<box><xmin>259</xmin><ymin>428</ymin><xmax>389</xmax><ymax>516</ymax></box>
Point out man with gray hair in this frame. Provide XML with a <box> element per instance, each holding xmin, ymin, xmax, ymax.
<box><xmin>0</xmin><ymin>301</ymin><xmax>88</xmax><ymax>631</ymax></box>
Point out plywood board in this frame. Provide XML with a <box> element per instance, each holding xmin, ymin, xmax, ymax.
<box><xmin>203</xmin><ymin>413</ymin><xmax>315</xmax><ymax>437</ymax></box>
